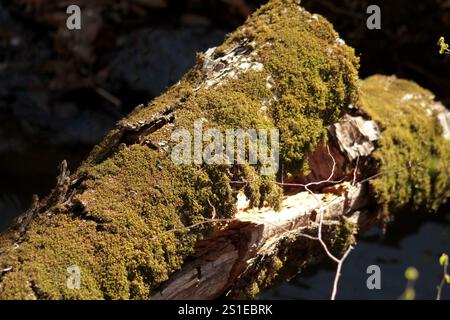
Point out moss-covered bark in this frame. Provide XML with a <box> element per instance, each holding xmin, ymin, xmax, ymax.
<box><xmin>360</xmin><ymin>75</ymin><xmax>450</xmax><ymax>216</ymax></box>
<box><xmin>0</xmin><ymin>0</ymin><xmax>360</xmax><ymax>299</ymax></box>
<box><xmin>0</xmin><ymin>0</ymin><xmax>448</xmax><ymax>300</ymax></box>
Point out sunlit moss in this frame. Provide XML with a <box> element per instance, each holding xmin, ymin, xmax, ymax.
<box><xmin>360</xmin><ymin>75</ymin><xmax>450</xmax><ymax>215</ymax></box>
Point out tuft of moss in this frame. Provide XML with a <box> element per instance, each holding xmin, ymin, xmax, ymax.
<box><xmin>360</xmin><ymin>75</ymin><xmax>450</xmax><ymax>215</ymax></box>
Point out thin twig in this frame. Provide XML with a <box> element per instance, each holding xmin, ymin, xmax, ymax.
<box><xmin>275</xmin><ymin>145</ymin><xmax>343</xmax><ymax>188</ymax></box>
<box><xmin>331</xmin><ymin>245</ymin><xmax>353</xmax><ymax>300</ymax></box>
<box><xmin>436</xmin><ymin>257</ymin><xmax>449</xmax><ymax>300</ymax></box>
<box><xmin>207</xmin><ymin>198</ymin><xmax>217</xmax><ymax>220</ymax></box>
<box><xmin>300</xmin><ymin>145</ymin><xmax>357</xmax><ymax>298</ymax></box>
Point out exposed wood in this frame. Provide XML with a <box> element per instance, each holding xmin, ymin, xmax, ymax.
<box><xmin>152</xmin><ymin>182</ymin><xmax>370</xmax><ymax>299</ymax></box>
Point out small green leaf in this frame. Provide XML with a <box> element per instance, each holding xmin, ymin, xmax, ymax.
<box><xmin>439</xmin><ymin>254</ymin><xmax>449</xmax><ymax>266</ymax></box>
<box><xmin>405</xmin><ymin>267</ymin><xmax>419</xmax><ymax>281</ymax></box>
<box><xmin>445</xmin><ymin>275</ymin><xmax>450</xmax><ymax>284</ymax></box>
<box><xmin>438</xmin><ymin>36</ymin><xmax>450</xmax><ymax>55</ymax></box>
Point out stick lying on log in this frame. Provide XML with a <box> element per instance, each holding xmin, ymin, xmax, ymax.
<box><xmin>0</xmin><ymin>0</ymin><xmax>449</xmax><ymax>300</ymax></box>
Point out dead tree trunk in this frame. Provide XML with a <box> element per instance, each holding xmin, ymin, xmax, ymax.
<box><xmin>0</xmin><ymin>0</ymin><xmax>449</xmax><ymax>300</ymax></box>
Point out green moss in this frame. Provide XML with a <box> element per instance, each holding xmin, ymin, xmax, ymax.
<box><xmin>328</xmin><ymin>217</ymin><xmax>357</xmax><ymax>253</ymax></box>
<box><xmin>0</xmin><ymin>0</ymin><xmax>360</xmax><ymax>299</ymax></box>
<box><xmin>217</xmin><ymin>0</ymin><xmax>360</xmax><ymax>173</ymax></box>
<box><xmin>0</xmin><ymin>214</ymin><xmax>104</xmax><ymax>299</ymax></box>
<box><xmin>1</xmin><ymin>146</ymin><xmax>237</xmax><ymax>299</ymax></box>
<box><xmin>80</xmin><ymin>129</ymin><xmax>123</xmax><ymax>169</ymax></box>
<box><xmin>259</xmin><ymin>176</ymin><xmax>283</xmax><ymax>210</ymax></box>
<box><xmin>360</xmin><ymin>75</ymin><xmax>450</xmax><ymax>215</ymax></box>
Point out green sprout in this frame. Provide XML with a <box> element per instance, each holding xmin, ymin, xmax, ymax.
<box><xmin>437</xmin><ymin>36</ymin><xmax>450</xmax><ymax>55</ymax></box>
<box><xmin>437</xmin><ymin>253</ymin><xmax>449</xmax><ymax>300</ymax></box>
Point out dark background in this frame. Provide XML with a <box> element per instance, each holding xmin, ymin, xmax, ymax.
<box><xmin>0</xmin><ymin>0</ymin><xmax>449</xmax><ymax>299</ymax></box>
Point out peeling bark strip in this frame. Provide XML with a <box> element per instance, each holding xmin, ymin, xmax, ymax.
<box><xmin>0</xmin><ymin>0</ymin><xmax>449</xmax><ymax>300</ymax></box>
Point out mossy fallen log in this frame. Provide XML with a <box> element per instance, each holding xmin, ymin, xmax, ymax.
<box><xmin>0</xmin><ymin>0</ymin><xmax>449</xmax><ymax>299</ymax></box>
